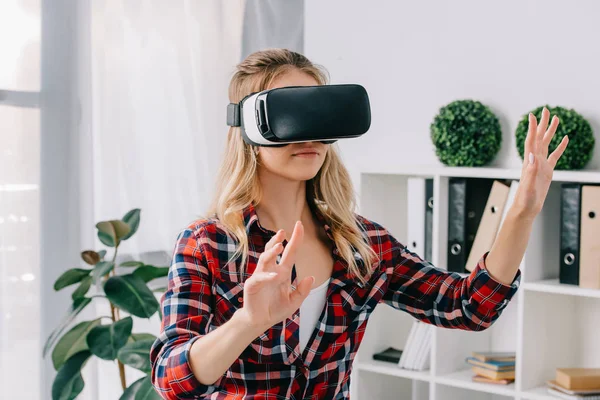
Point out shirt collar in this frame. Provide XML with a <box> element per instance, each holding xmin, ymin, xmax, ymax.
<box><xmin>243</xmin><ymin>202</ymin><xmax>334</xmax><ymax>241</ymax></box>
<box><xmin>242</xmin><ymin>203</ymin><xmax>363</xmax><ymax>288</ymax></box>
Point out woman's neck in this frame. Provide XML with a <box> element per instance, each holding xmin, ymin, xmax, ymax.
<box><xmin>254</xmin><ymin>171</ymin><xmax>315</xmax><ymax>240</ymax></box>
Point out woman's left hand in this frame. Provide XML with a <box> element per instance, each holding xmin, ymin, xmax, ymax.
<box><xmin>513</xmin><ymin>107</ymin><xmax>569</xmax><ymax>219</ymax></box>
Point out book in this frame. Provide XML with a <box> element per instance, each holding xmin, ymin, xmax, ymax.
<box><xmin>547</xmin><ymin>387</ymin><xmax>600</xmax><ymax>400</ymax></box>
<box><xmin>372</xmin><ymin>347</ymin><xmax>403</xmax><ymax>363</ymax></box>
<box><xmin>471</xmin><ymin>351</ymin><xmax>516</xmax><ymax>363</ymax></box>
<box><xmin>398</xmin><ymin>321</ymin><xmax>418</xmax><ymax>369</ymax></box>
<box><xmin>471</xmin><ymin>366</ymin><xmax>515</xmax><ymax>380</ymax></box>
<box><xmin>466</xmin><ymin>357</ymin><xmax>515</xmax><ymax>371</ymax></box>
<box><xmin>547</xmin><ymin>380</ymin><xmax>600</xmax><ymax>395</ymax></box>
<box><xmin>472</xmin><ymin>375</ymin><xmax>514</xmax><ymax>385</ymax></box>
<box><xmin>557</xmin><ymin>368</ymin><xmax>600</xmax><ymax>391</ymax></box>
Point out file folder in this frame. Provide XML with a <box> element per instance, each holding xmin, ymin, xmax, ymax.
<box><xmin>560</xmin><ymin>183</ymin><xmax>582</xmax><ymax>285</ymax></box>
<box><xmin>579</xmin><ymin>185</ymin><xmax>600</xmax><ymax>289</ymax></box>
<box><xmin>447</xmin><ymin>178</ymin><xmax>494</xmax><ymax>272</ymax></box>
<box><xmin>425</xmin><ymin>179</ymin><xmax>434</xmax><ymax>261</ymax></box>
<box><xmin>407</xmin><ymin>177</ymin><xmax>426</xmax><ymax>257</ymax></box>
<box><xmin>466</xmin><ymin>180</ymin><xmax>510</xmax><ymax>272</ymax></box>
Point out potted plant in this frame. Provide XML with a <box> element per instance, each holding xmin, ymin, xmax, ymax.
<box><xmin>42</xmin><ymin>208</ymin><xmax>167</xmax><ymax>399</ymax></box>
<box><xmin>515</xmin><ymin>105</ymin><xmax>595</xmax><ymax>170</ymax></box>
<box><xmin>430</xmin><ymin>99</ymin><xmax>502</xmax><ymax>167</ymax></box>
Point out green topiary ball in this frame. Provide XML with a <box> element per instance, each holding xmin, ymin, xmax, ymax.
<box><xmin>515</xmin><ymin>105</ymin><xmax>595</xmax><ymax>170</ymax></box>
<box><xmin>430</xmin><ymin>100</ymin><xmax>502</xmax><ymax>167</ymax></box>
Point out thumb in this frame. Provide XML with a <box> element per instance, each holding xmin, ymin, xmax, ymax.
<box><xmin>290</xmin><ymin>276</ymin><xmax>314</xmax><ymax>306</ymax></box>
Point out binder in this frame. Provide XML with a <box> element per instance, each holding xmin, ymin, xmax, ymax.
<box><xmin>560</xmin><ymin>183</ymin><xmax>582</xmax><ymax>285</ymax></box>
<box><xmin>407</xmin><ymin>178</ymin><xmax>426</xmax><ymax>257</ymax></box>
<box><xmin>425</xmin><ymin>179</ymin><xmax>434</xmax><ymax>261</ymax></box>
<box><xmin>579</xmin><ymin>185</ymin><xmax>600</xmax><ymax>289</ymax></box>
<box><xmin>447</xmin><ymin>178</ymin><xmax>494</xmax><ymax>272</ymax></box>
<box><xmin>497</xmin><ymin>180</ymin><xmax>520</xmax><ymax>236</ymax></box>
<box><xmin>466</xmin><ymin>180</ymin><xmax>510</xmax><ymax>272</ymax></box>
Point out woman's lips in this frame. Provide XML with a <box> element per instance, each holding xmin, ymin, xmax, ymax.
<box><xmin>293</xmin><ymin>151</ymin><xmax>319</xmax><ymax>158</ymax></box>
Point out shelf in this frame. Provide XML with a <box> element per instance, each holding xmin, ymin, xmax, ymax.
<box><xmin>520</xmin><ymin>385</ymin><xmax>556</xmax><ymax>400</ymax></box>
<box><xmin>524</xmin><ymin>279</ymin><xmax>600</xmax><ymax>299</ymax></box>
<box><xmin>360</xmin><ymin>165</ymin><xmax>600</xmax><ymax>183</ymax></box>
<box><xmin>435</xmin><ymin>369</ymin><xmax>516</xmax><ymax>397</ymax></box>
<box><xmin>355</xmin><ymin>359</ymin><xmax>432</xmax><ymax>381</ymax></box>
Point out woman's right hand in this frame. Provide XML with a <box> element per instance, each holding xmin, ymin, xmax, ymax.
<box><xmin>239</xmin><ymin>221</ymin><xmax>314</xmax><ymax>331</ymax></box>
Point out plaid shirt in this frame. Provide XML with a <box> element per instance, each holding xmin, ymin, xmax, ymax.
<box><xmin>150</xmin><ymin>203</ymin><xmax>520</xmax><ymax>399</ymax></box>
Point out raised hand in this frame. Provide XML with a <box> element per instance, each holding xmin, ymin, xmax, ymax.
<box><xmin>240</xmin><ymin>221</ymin><xmax>314</xmax><ymax>331</ymax></box>
<box><xmin>513</xmin><ymin>107</ymin><xmax>569</xmax><ymax>219</ymax></box>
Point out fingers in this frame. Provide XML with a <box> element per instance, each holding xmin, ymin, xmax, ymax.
<box><xmin>256</xmin><ymin>241</ymin><xmax>284</xmax><ymax>272</ymax></box>
<box><xmin>265</xmin><ymin>229</ymin><xmax>285</xmax><ymax>252</ymax></box>
<box><xmin>525</xmin><ymin>112</ymin><xmax>537</xmax><ymax>160</ymax></box>
<box><xmin>538</xmin><ymin>107</ymin><xmax>550</xmax><ymax>139</ymax></box>
<box><xmin>246</xmin><ymin>271</ymin><xmax>280</xmax><ymax>291</ymax></box>
<box><xmin>289</xmin><ymin>275</ymin><xmax>314</xmax><ymax>307</ymax></box>
<box><xmin>279</xmin><ymin>221</ymin><xmax>304</xmax><ymax>269</ymax></box>
<box><xmin>542</xmin><ymin>115</ymin><xmax>560</xmax><ymax>149</ymax></box>
<box><xmin>548</xmin><ymin>135</ymin><xmax>569</xmax><ymax>168</ymax></box>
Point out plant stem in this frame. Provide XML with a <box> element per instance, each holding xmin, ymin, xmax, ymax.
<box><xmin>109</xmin><ymin>245</ymin><xmax>127</xmax><ymax>391</ymax></box>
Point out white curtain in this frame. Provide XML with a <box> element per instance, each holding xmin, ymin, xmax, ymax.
<box><xmin>91</xmin><ymin>0</ymin><xmax>245</xmax><ymax>256</ymax></box>
<box><xmin>83</xmin><ymin>1</ymin><xmax>245</xmax><ymax>398</ymax></box>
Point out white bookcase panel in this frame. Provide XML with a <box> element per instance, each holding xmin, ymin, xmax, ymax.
<box><xmin>352</xmin><ymin>167</ymin><xmax>600</xmax><ymax>400</ymax></box>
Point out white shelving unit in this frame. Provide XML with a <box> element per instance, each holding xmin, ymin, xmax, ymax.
<box><xmin>350</xmin><ymin>166</ymin><xmax>600</xmax><ymax>400</ymax></box>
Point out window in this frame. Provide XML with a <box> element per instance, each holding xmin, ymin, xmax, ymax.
<box><xmin>0</xmin><ymin>1</ymin><xmax>41</xmax><ymax>399</ymax></box>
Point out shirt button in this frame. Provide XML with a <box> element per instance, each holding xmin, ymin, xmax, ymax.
<box><xmin>237</xmin><ymin>296</ymin><xmax>243</xmax><ymax>303</ymax></box>
<box><xmin>317</xmin><ymin>331</ymin><xmax>324</xmax><ymax>337</ymax></box>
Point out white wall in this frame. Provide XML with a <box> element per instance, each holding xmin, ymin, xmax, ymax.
<box><xmin>304</xmin><ymin>0</ymin><xmax>600</xmax><ymax>186</ymax></box>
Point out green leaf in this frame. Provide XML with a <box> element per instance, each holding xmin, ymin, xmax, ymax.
<box><xmin>98</xmin><ymin>249</ymin><xmax>107</xmax><ymax>259</ymax></box>
<box><xmin>104</xmin><ymin>274</ymin><xmax>159</xmax><ymax>318</ymax></box>
<box><xmin>128</xmin><ymin>333</ymin><xmax>157</xmax><ymax>344</ymax></box>
<box><xmin>52</xmin><ymin>318</ymin><xmax>101</xmax><ymax>370</ymax></box>
<box><xmin>120</xmin><ymin>261</ymin><xmax>144</xmax><ymax>268</ymax></box>
<box><xmin>117</xmin><ymin>338</ymin><xmax>154</xmax><ymax>372</ymax></box>
<box><xmin>71</xmin><ymin>276</ymin><xmax>92</xmax><ymax>300</ymax></box>
<box><xmin>92</xmin><ymin>261</ymin><xmax>115</xmax><ymax>283</ymax></box>
<box><xmin>43</xmin><ymin>297</ymin><xmax>93</xmax><ymax>358</ymax></box>
<box><xmin>86</xmin><ymin>317</ymin><xmax>133</xmax><ymax>360</ymax></box>
<box><xmin>54</xmin><ymin>268</ymin><xmax>91</xmax><ymax>291</ymax></box>
<box><xmin>132</xmin><ymin>265</ymin><xmax>169</xmax><ymax>283</ymax></box>
<box><xmin>120</xmin><ymin>375</ymin><xmax>162</xmax><ymax>400</ymax></box>
<box><xmin>121</xmin><ymin>208</ymin><xmax>141</xmax><ymax>240</ymax></box>
<box><xmin>51</xmin><ymin>351</ymin><xmax>91</xmax><ymax>400</ymax></box>
<box><xmin>96</xmin><ymin>221</ymin><xmax>117</xmax><ymax>247</ymax></box>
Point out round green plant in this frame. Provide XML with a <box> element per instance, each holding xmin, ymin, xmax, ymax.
<box><xmin>430</xmin><ymin>100</ymin><xmax>502</xmax><ymax>167</ymax></box>
<box><xmin>515</xmin><ymin>105</ymin><xmax>595</xmax><ymax>170</ymax></box>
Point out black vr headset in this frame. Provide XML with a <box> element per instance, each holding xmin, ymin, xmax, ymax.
<box><xmin>226</xmin><ymin>84</ymin><xmax>371</xmax><ymax>147</ymax></box>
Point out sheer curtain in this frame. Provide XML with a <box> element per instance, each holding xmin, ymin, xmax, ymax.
<box><xmin>87</xmin><ymin>1</ymin><xmax>245</xmax><ymax>397</ymax></box>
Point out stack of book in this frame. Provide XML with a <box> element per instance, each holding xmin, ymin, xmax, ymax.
<box><xmin>546</xmin><ymin>368</ymin><xmax>600</xmax><ymax>399</ymax></box>
<box><xmin>466</xmin><ymin>351</ymin><xmax>515</xmax><ymax>385</ymax></box>
<box><xmin>397</xmin><ymin>320</ymin><xmax>433</xmax><ymax>371</ymax></box>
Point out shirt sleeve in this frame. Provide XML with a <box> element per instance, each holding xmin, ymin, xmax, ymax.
<box><xmin>150</xmin><ymin>227</ymin><xmax>223</xmax><ymax>399</ymax></box>
<box><xmin>379</xmin><ymin>233</ymin><xmax>521</xmax><ymax>331</ymax></box>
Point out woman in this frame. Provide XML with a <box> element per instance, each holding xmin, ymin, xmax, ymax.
<box><xmin>150</xmin><ymin>49</ymin><xmax>568</xmax><ymax>399</ymax></box>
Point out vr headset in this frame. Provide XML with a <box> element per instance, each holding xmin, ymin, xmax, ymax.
<box><xmin>226</xmin><ymin>84</ymin><xmax>371</xmax><ymax>147</ymax></box>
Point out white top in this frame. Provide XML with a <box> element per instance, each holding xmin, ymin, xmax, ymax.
<box><xmin>299</xmin><ymin>277</ymin><xmax>331</xmax><ymax>353</ymax></box>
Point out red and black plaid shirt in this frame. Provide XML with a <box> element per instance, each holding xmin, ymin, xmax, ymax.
<box><xmin>150</xmin><ymin>203</ymin><xmax>520</xmax><ymax>399</ymax></box>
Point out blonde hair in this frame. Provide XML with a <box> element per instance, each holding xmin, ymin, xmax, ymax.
<box><xmin>206</xmin><ymin>48</ymin><xmax>378</xmax><ymax>285</ymax></box>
